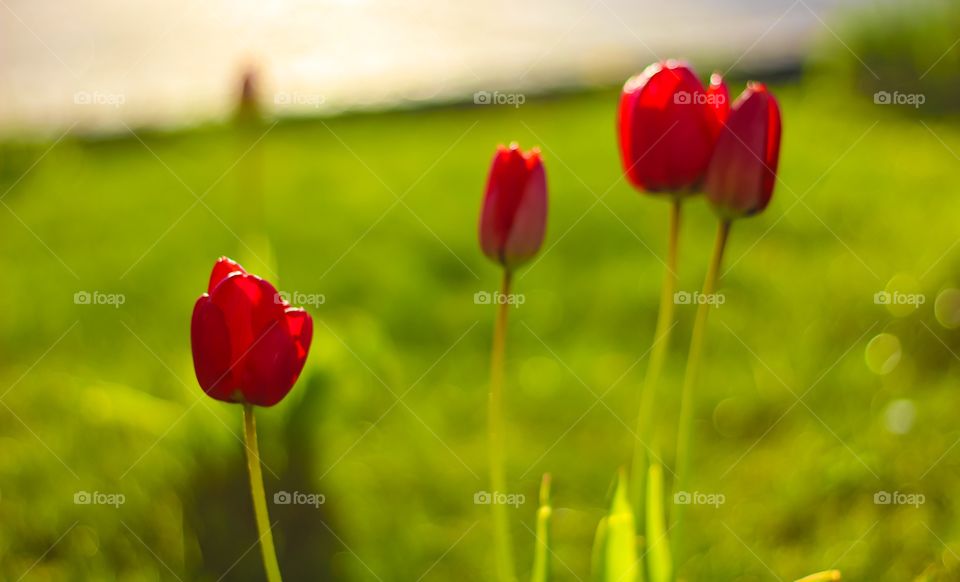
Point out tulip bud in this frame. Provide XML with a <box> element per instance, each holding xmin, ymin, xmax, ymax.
<box><xmin>705</xmin><ymin>83</ymin><xmax>782</xmax><ymax>218</ymax></box>
<box><xmin>191</xmin><ymin>257</ymin><xmax>313</xmax><ymax>407</ymax></box>
<box><xmin>618</xmin><ymin>60</ymin><xmax>728</xmax><ymax>194</ymax></box>
<box><xmin>479</xmin><ymin>144</ymin><xmax>548</xmax><ymax>270</ymax></box>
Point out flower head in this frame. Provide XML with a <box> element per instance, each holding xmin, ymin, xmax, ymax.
<box><xmin>479</xmin><ymin>144</ymin><xmax>548</xmax><ymax>270</ymax></box>
<box><xmin>618</xmin><ymin>60</ymin><xmax>729</xmax><ymax>194</ymax></box>
<box><xmin>705</xmin><ymin>83</ymin><xmax>782</xmax><ymax>218</ymax></box>
<box><xmin>191</xmin><ymin>257</ymin><xmax>313</xmax><ymax>407</ymax></box>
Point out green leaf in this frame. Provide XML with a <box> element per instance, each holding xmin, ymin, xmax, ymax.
<box><xmin>530</xmin><ymin>473</ymin><xmax>552</xmax><ymax>582</ymax></box>
<box><xmin>645</xmin><ymin>461</ymin><xmax>672</xmax><ymax>582</ymax></box>
<box><xmin>604</xmin><ymin>469</ymin><xmax>641</xmax><ymax>582</ymax></box>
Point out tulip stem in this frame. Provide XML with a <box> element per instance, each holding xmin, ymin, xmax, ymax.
<box><xmin>242</xmin><ymin>403</ymin><xmax>283</xmax><ymax>582</ymax></box>
<box><xmin>673</xmin><ymin>219</ymin><xmax>731</xmax><ymax>549</ymax></box>
<box><xmin>631</xmin><ymin>197</ymin><xmax>682</xmax><ymax>511</ymax></box>
<box><xmin>489</xmin><ymin>269</ymin><xmax>517</xmax><ymax>582</ymax></box>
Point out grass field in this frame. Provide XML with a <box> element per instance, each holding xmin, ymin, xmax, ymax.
<box><xmin>2</xmin><ymin>77</ymin><xmax>960</xmax><ymax>581</ymax></box>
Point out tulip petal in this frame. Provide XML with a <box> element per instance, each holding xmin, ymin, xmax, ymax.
<box><xmin>244</xmin><ymin>319</ymin><xmax>300</xmax><ymax>407</ymax></box>
<box><xmin>503</xmin><ymin>155</ymin><xmax>547</xmax><ymax>268</ymax></box>
<box><xmin>707</xmin><ymin>73</ymin><xmax>730</xmax><ymax>135</ymax></box>
<box><xmin>208</xmin><ymin>257</ymin><xmax>247</xmax><ymax>294</ymax></box>
<box><xmin>762</xmin><ymin>91</ymin><xmax>782</xmax><ymax>205</ymax></box>
<box><xmin>191</xmin><ymin>295</ymin><xmax>237</xmax><ymax>402</ymax></box>
<box><xmin>285</xmin><ymin>308</ymin><xmax>313</xmax><ymax>360</ymax></box>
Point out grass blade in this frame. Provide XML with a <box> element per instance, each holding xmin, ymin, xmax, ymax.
<box><xmin>604</xmin><ymin>469</ymin><xmax>641</xmax><ymax>582</ymax></box>
<box><xmin>530</xmin><ymin>473</ymin><xmax>552</xmax><ymax>582</ymax></box>
<box><xmin>645</xmin><ymin>461</ymin><xmax>672</xmax><ymax>582</ymax></box>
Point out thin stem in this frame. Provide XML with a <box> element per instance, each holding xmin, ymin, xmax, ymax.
<box><xmin>673</xmin><ymin>220</ymin><xmax>731</xmax><ymax>544</ymax></box>
<box><xmin>631</xmin><ymin>198</ymin><xmax>682</xmax><ymax>510</ymax></box>
<box><xmin>243</xmin><ymin>403</ymin><xmax>283</xmax><ymax>582</ymax></box>
<box><xmin>489</xmin><ymin>269</ymin><xmax>517</xmax><ymax>582</ymax></box>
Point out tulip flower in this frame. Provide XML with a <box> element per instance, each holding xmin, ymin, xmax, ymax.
<box><xmin>705</xmin><ymin>83</ymin><xmax>782</xmax><ymax>218</ymax></box>
<box><xmin>191</xmin><ymin>257</ymin><xmax>313</xmax><ymax>407</ymax></box>
<box><xmin>618</xmin><ymin>60</ymin><xmax>728</xmax><ymax>194</ymax></box>
<box><xmin>479</xmin><ymin>144</ymin><xmax>547</xmax><ymax>271</ymax></box>
<box><xmin>620</xmin><ymin>61</ymin><xmax>729</xmax><ymax>512</ymax></box>
<box><xmin>479</xmin><ymin>143</ymin><xmax>548</xmax><ymax>582</ymax></box>
<box><xmin>191</xmin><ymin>257</ymin><xmax>313</xmax><ymax>582</ymax></box>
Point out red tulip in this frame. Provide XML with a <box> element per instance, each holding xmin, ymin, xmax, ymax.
<box><xmin>705</xmin><ymin>83</ymin><xmax>782</xmax><ymax>218</ymax></box>
<box><xmin>191</xmin><ymin>257</ymin><xmax>313</xmax><ymax>407</ymax></box>
<box><xmin>479</xmin><ymin>144</ymin><xmax>547</xmax><ymax>270</ymax></box>
<box><xmin>618</xmin><ymin>60</ymin><xmax>728</xmax><ymax>194</ymax></box>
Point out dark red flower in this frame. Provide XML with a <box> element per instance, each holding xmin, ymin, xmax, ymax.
<box><xmin>618</xmin><ymin>60</ymin><xmax>728</xmax><ymax>194</ymax></box>
<box><xmin>191</xmin><ymin>257</ymin><xmax>313</xmax><ymax>407</ymax></box>
<box><xmin>479</xmin><ymin>144</ymin><xmax>547</xmax><ymax>270</ymax></box>
<box><xmin>705</xmin><ymin>83</ymin><xmax>782</xmax><ymax>218</ymax></box>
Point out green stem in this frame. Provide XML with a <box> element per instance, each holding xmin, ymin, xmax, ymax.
<box><xmin>243</xmin><ymin>403</ymin><xmax>283</xmax><ymax>582</ymax></box>
<box><xmin>489</xmin><ymin>270</ymin><xmax>517</xmax><ymax>582</ymax></box>
<box><xmin>631</xmin><ymin>198</ymin><xmax>682</xmax><ymax>511</ymax></box>
<box><xmin>673</xmin><ymin>220</ymin><xmax>731</xmax><ymax>548</ymax></box>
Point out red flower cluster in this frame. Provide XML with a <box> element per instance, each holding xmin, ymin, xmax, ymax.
<box><xmin>618</xmin><ymin>60</ymin><xmax>782</xmax><ymax>218</ymax></box>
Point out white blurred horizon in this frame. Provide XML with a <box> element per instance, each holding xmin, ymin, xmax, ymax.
<box><xmin>1</xmin><ymin>0</ymin><xmax>884</xmax><ymax>135</ymax></box>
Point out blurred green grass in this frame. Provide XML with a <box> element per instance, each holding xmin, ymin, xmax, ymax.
<box><xmin>2</xmin><ymin>77</ymin><xmax>960</xmax><ymax>581</ymax></box>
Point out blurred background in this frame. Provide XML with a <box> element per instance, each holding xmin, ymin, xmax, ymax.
<box><xmin>2</xmin><ymin>0</ymin><xmax>960</xmax><ymax>580</ymax></box>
